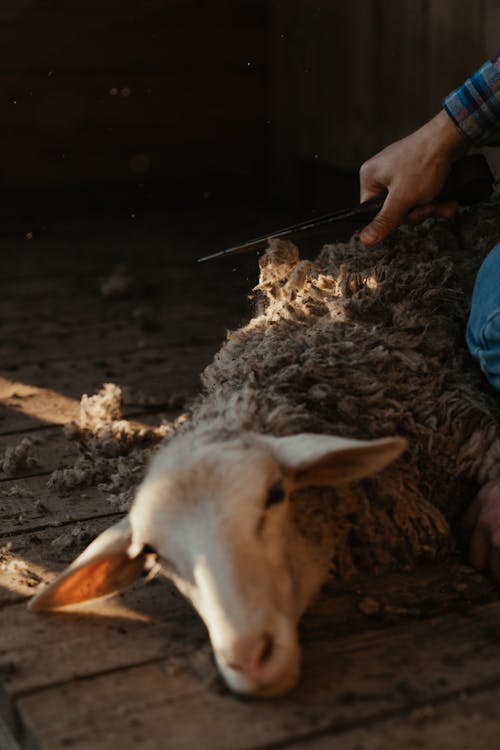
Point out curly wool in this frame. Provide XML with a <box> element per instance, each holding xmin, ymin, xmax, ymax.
<box><xmin>185</xmin><ymin>200</ymin><xmax>500</xmax><ymax>579</ymax></box>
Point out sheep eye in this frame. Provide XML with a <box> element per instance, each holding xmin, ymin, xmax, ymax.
<box><xmin>265</xmin><ymin>481</ymin><xmax>286</xmax><ymax>508</ymax></box>
<box><xmin>141</xmin><ymin>545</ymin><xmax>178</xmax><ymax>576</ymax></box>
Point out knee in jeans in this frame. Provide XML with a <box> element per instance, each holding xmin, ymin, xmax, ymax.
<box><xmin>466</xmin><ymin>244</ymin><xmax>500</xmax><ymax>391</ymax></box>
<box><xmin>466</xmin><ymin>310</ymin><xmax>500</xmax><ymax>390</ymax></box>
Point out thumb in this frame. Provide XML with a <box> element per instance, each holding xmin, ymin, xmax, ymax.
<box><xmin>360</xmin><ymin>193</ymin><xmax>409</xmax><ymax>246</ymax></box>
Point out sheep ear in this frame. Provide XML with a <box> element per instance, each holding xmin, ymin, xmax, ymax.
<box><xmin>28</xmin><ymin>517</ymin><xmax>147</xmax><ymax>612</ymax></box>
<box><xmin>262</xmin><ymin>434</ymin><xmax>407</xmax><ymax>488</ymax></box>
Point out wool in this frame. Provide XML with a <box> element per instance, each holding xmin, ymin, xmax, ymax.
<box><xmin>1</xmin><ymin>436</ymin><xmax>40</xmax><ymax>477</ymax></box>
<box><xmin>48</xmin><ymin>384</ymin><xmax>173</xmax><ymax>504</ymax></box>
<box><xmin>181</xmin><ymin>200</ymin><xmax>500</xmax><ymax>578</ymax></box>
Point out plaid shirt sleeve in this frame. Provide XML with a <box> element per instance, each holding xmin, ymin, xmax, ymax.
<box><xmin>443</xmin><ymin>51</ymin><xmax>500</xmax><ymax>146</ymax></box>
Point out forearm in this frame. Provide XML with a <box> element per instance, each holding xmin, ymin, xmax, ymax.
<box><xmin>359</xmin><ymin>51</ymin><xmax>500</xmax><ymax>246</ymax></box>
<box><xmin>415</xmin><ymin>109</ymin><xmax>469</xmax><ymax>163</ymax></box>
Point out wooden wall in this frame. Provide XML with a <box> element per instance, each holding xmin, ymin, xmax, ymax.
<box><xmin>1</xmin><ymin>1</ymin><xmax>499</xmax><ymax>193</ymax></box>
<box><xmin>269</xmin><ymin>0</ymin><xmax>500</xmax><ymax>200</ymax></box>
<box><xmin>0</xmin><ymin>0</ymin><xmax>270</xmax><ymax>189</ymax></box>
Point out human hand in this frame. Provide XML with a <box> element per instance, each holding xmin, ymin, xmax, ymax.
<box><xmin>463</xmin><ymin>479</ymin><xmax>500</xmax><ymax>581</ymax></box>
<box><xmin>359</xmin><ymin>110</ymin><xmax>469</xmax><ymax>246</ymax></box>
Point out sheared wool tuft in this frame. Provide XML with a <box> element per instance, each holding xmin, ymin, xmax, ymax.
<box><xmin>48</xmin><ymin>383</ymin><xmax>174</xmax><ymax>507</ymax></box>
<box><xmin>0</xmin><ymin>436</ymin><xmax>40</xmax><ymax>477</ymax></box>
<box><xmin>184</xmin><ymin>200</ymin><xmax>500</xmax><ymax>578</ymax></box>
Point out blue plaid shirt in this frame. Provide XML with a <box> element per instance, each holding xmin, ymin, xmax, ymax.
<box><xmin>443</xmin><ymin>51</ymin><xmax>500</xmax><ymax>146</ymax></box>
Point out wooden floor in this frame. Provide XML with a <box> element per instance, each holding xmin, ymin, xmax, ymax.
<box><xmin>2</xmin><ymin>195</ymin><xmax>500</xmax><ymax>750</ymax></box>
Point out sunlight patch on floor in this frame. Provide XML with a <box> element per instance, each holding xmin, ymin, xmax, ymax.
<box><xmin>0</xmin><ymin>377</ymin><xmax>80</xmax><ymax>425</ymax></box>
<box><xmin>0</xmin><ymin>377</ymin><xmax>152</xmax><ymax>433</ymax></box>
<box><xmin>0</xmin><ymin>551</ymin><xmax>152</xmax><ymax>622</ymax></box>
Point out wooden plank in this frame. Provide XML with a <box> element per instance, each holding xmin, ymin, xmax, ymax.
<box><xmin>0</xmin><ymin>716</ymin><xmax>21</xmax><ymax>750</ymax></box>
<box><xmin>0</xmin><ymin>474</ymin><xmax>124</xmax><ymax>539</ymax></box>
<box><xmin>372</xmin><ymin>0</ymin><xmax>430</xmax><ymax>145</ymax></box>
<box><xmin>1</xmin><ymin>323</ymin><xmax>224</xmax><ymax>367</ymax></box>
<box><xmin>0</xmin><ymin>84</ymin><xmax>268</xmax><ymax>134</ymax></box>
<box><xmin>0</xmin><ymin>207</ymin><xmax>284</xmax><ymax>281</ymax></box>
<box><xmin>0</xmin><ymin>574</ymin><xmax>201</xmax><ymax>688</ymax></box>
<box><xmin>269</xmin><ymin>0</ymin><xmax>494</xmax><ymax>181</ymax></box>
<box><xmin>428</xmin><ymin>0</ymin><xmax>487</xmax><ymax>111</ymax></box>
<box><xmin>323</xmin><ymin>0</ymin><xmax>379</xmax><ymax>165</ymax></box>
<box><xmin>0</xmin><ymin>66</ymin><xmax>264</xmax><ymax>86</ymax></box>
<box><xmin>11</xmin><ymin>596</ymin><xmax>500</xmax><ymax>750</ymax></box>
<box><xmin>0</xmin><ymin>1</ymin><xmax>270</xmax><ymax>188</ymax></box>
<box><xmin>0</xmin><ymin>285</ymin><xmax>244</xmax><ymax>358</ymax></box>
<box><xmin>485</xmin><ymin>0</ymin><xmax>500</xmax><ymax>56</ymax></box>
<box><xmin>0</xmin><ymin>0</ymin><xmax>263</xmax><ymax>13</ymax></box>
<box><xmin>0</xmin><ymin>380</ymin><xmax>80</xmax><ymax>432</ymax></box>
<box><xmin>0</xmin><ymin>36</ymin><xmax>268</xmax><ymax>72</ymax></box>
<box><xmin>0</xmin><ymin>519</ymin><xmax>207</xmax><ymax>694</ymax></box>
<box><xmin>0</xmin><ymin>6</ymin><xmax>268</xmax><ymax>69</ymax></box>
<box><xmin>1</xmin><ymin>530</ymin><xmax>496</xmax><ymax>689</ymax></box>
<box><xmin>1</xmin><ymin>510</ymin><xmax>496</xmax><ymax>690</ymax></box>
<box><xmin>297</xmin><ymin>685</ymin><xmax>500</xmax><ymax>749</ymax></box>
<box><xmin>0</xmin><ymin>394</ymin><xmax>189</xmax><ymax>539</ymax></box>
<box><xmin>0</xmin><ymin>143</ymin><xmax>268</xmax><ymax>188</ymax></box>
<box><xmin>0</xmin><ymin>517</ymin><xmax>123</xmax><ymax>606</ymax></box>
<box><xmin>0</xmin><ymin>1</ymin><xmax>266</xmax><ymax>29</ymax></box>
<box><xmin>0</xmin><ymin>411</ymin><xmax>175</xmax><ymax>536</ymax></box>
<box><xmin>0</xmin><ymin>219</ymin><xmax>265</xmax><ymax>288</ymax></box>
<box><xmin>0</xmin><ymin>264</ymin><xmax>250</xmax><ymax>314</ymax></box>
<box><xmin>267</xmin><ymin>0</ymin><xmax>301</xmax><ymax>201</ymax></box>
<box><xmin>0</xmin><ymin>341</ymin><xmax>219</xmax><ymax>432</ymax></box>
<box><xmin>0</xmin><ymin>485</ymin><xmax>497</xmax><ymax>747</ymax></box>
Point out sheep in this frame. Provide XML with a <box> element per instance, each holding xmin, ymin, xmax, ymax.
<box><xmin>29</xmin><ymin>198</ymin><xmax>500</xmax><ymax>698</ymax></box>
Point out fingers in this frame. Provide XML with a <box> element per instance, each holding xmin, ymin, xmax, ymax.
<box><xmin>468</xmin><ymin>522</ymin><xmax>490</xmax><ymax>570</ymax></box>
<box><xmin>406</xmin><ymin>200</ymin><xmax>460</xmax><ymax>226</ymax></box>
<box><xmin>464</xmin><ymin>480</ymin><xmax>500</xmax><ymax>579</ymax></box>
<box><xmin>359</xmin><ymin>154</ymin><xmax>417</xmax><ymax>244</ymax></box>
<box><xmin>359</xmin><ymin>192</ymin><xmax>411</xmax><ymax>246</ymax></box>
<box><xmin>490</xmin><ymin>546</ymin><xmax>500</xmax><ymax>582</ymax></box>
<box><xmin>462</xmin><ymin>493</ymin><xmax>483</xmax><ymax>539</ymax></box>
<box><xmin>406</xmin><ymin>203</ymin><xmax>439</xmax><ymax>225</ymax></box>
<box><xmin>435</xmin><ymin>199</ymin><xmax>460</xmax><ymax>219</ymax></box>
<box><xmin>360</xmin><ymin>197</ymin><xmax>461</xmax><ymax>246</ymax></box>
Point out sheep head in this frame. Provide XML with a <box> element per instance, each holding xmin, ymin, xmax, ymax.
<box><xmin>29</xmin><ymin>431</ymin><xmax>406</xmax><ymax>696</ymax></box>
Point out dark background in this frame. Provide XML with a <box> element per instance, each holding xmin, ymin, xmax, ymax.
<box><xmin>0</xmin><ymin>0</ymin><xmax>498</xmax><ymax>235</ymax></box>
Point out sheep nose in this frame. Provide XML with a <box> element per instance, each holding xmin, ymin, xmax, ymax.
<box><xmin>219</xmin><ymin>632</ymin><xmax>275</xmax><ymax>678</ymax></box>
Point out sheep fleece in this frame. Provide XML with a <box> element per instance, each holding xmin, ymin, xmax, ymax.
<box><xmin>188</xmin><ymin>202</ymin><xmax>500</xmax><ymax>579</ymax></box>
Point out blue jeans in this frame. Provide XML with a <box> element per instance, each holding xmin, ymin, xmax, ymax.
<box><xmin>466</xmin><ymin>243</ymin><xmax>500</xmax><ymax>391</ymax></box>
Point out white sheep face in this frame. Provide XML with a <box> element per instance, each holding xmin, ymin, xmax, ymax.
<box><xmin>29</xmin><ymin>431</ymin><xmax>406</xmax><ymax>697</ymax></box>
<box><xmin>131</xmin><ymin>438</ymin><xmax>304</xmax><ymax>696</ymax></box>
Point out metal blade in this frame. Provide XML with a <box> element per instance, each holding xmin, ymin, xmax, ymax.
<box><xmin>197</xmin><ymin>194</ymin><xmax>386</xmax><ymax>262</ymax></box>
